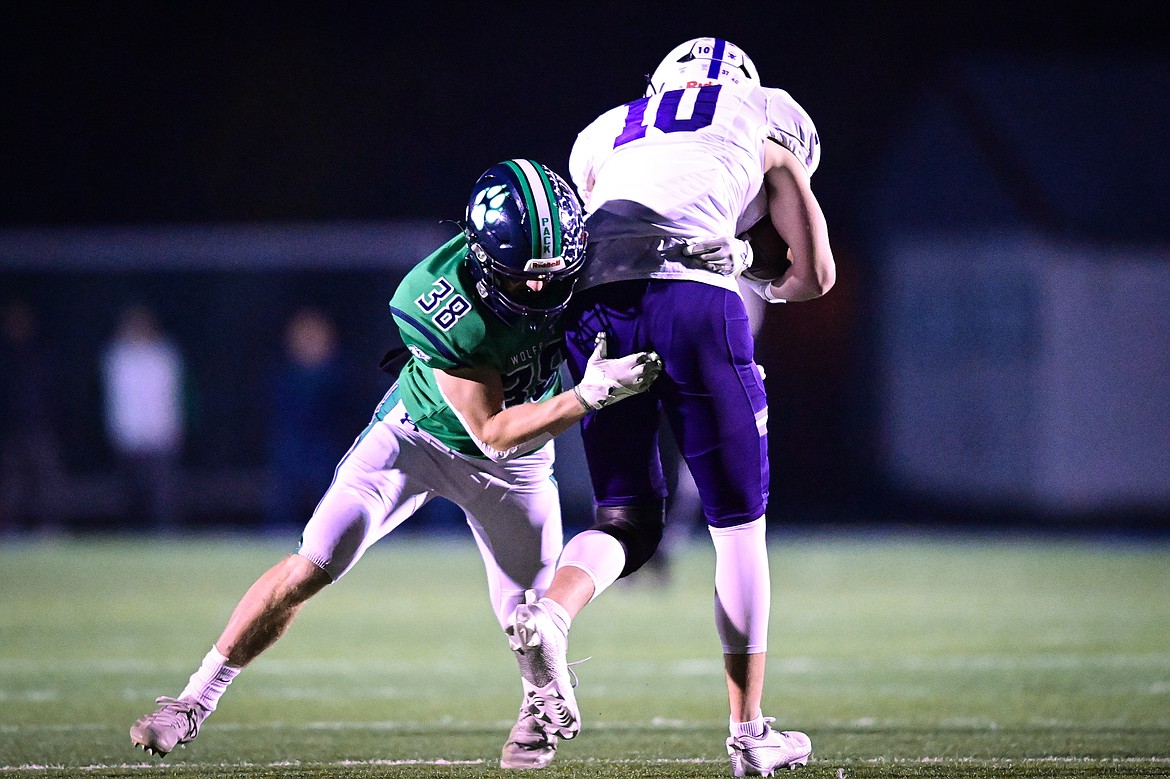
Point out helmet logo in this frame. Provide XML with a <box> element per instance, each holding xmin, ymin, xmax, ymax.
<box><xmin>525</xmin><ymin>257</ymin><xmax>567</xmax><ymax>272</ymax></box>
<box><xmin>470</xmin><ymin>185</ymin><xmax>509</xmax><ymax>230</ymax></box>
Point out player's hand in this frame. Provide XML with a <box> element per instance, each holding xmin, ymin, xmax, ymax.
<box><xmin>684</xmin><ymin>235</ymin><xmax>753</xmax><ymax>277</ymax></box>
<box><xmin>574</xmin><ymin>332</ymin><xmax>662</xmax><ymax>411</ymax></box>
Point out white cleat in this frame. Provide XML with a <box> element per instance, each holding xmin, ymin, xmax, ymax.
<box><xmin>500</xmin><ymin>708</ymin><xmax>558</xmax><ymax>769</ymax></box>
<box><xmin>130</xmin><ymin>696</ymin><xmax>209</xmax><ymax>757</ymax></box>
<box><xmin>505</xmin><ymin>592</ymin><xmax>580</xmax><ymax>740</ymax></box>
<box><xmin>726</xmin><ymin>720</ymin><xmax>811</xmax><ymax>776</ymax></box>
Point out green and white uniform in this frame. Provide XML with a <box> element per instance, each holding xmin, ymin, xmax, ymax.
<box><xmin>381</xmin><ymin>233</ymin><xmax>564</xmax><ymax>460</ymax></box>
<box><xmin>296</xmin><ymin>232</ymin><xmax>565</xmax><ymax>628</ymax></box>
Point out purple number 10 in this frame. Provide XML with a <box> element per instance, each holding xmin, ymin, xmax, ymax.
<box><xmin>613</xmin><ymin>84</ymin><xmax>721</xmax><ymax>148</ymax></box>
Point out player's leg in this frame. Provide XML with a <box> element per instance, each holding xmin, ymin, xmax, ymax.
<box><xmin>645</xmin><ymin>281</ymin><xmax>811</xmax><ymax>772</ymax></box>
<box><xmin>454</xmin><ymin>442</ymin><xmax>569</xmax><ymax>765</ymax></box>
<box><xmin>129</xmin><ymin>552</ymin><xmax>335</xmax><ymax>755</ymax></box>
<box><xmin>557</xmin><ymin>280</ymin><xmax>671</xmax><ymax>611</ymax></box>
<box><xmin>550</xmin><ymin>384</ymin><xmax>666</xmax><ymax>618</ymax></box>
<box><xmin>493</xmin><ymin>283</ymin><xmax>671</xmax><ymax>761</ymax></box>
<box><xmin>713</xmin><ymin>520</ymin><xmax>812</xmax><ymax>774</ymax></box>
<box><xmin>131</xmin><ymin>402</ymin><xmax>431</xmax><ymax>756</ymax></box>
<box><xmin>527</xmin><ymin>281</ymin><xmax>671</xmax><ymax>696</ymax></box>
<box><xmin>458</xmin><ymin>443</ymin><xmax>562</xmax><ymax>628</ymax></box>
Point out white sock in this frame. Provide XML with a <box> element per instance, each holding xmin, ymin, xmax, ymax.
<box><xmin>537</xmin><ymin>596</ymin><xmax>572</xmax><ymax>635</ymax></box>
<box><xmin>557</xmin><ymin>529</ymin><xmax>626</xmax><ymax>602</ymax></box>
<box><xmin>731</xmin><ymin>714</ymin><xmax>766</xmax><ymax>739</ymax></box>
<box><xmin>709</xmin><ymin>517</ymin><xmax>770</xmax><ymax>654</ymax></box>
<box><xmin>179</xmin><ymin>646</ymin><xmax>241</xmax><ymax>712</ymax></box>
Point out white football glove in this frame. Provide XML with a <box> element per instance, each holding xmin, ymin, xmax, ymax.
<box><xmin>684</xmin><ymin>235</ymin><xmax>753</xmax><ymax>277</ymax></box>
<box><xmin>741</xmin><ymin>275</ymin><xmax>787</xmax><ymax>304</ymax></box>
<box><xmin>573</xmin><ymin>332</ymin><xmax>663</xmax><ymax>411</ymax></box>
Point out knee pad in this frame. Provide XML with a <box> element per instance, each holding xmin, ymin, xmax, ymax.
<box><xmin>591</xmin><ymin>500</ymin><xmax>666</xmax><ymax>578</ymax></box>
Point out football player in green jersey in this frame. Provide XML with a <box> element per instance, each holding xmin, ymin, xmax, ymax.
<box><xmin>130</xmin><ymin>160</ymin><xmax>662</xmax><ymax>770</ymax></box>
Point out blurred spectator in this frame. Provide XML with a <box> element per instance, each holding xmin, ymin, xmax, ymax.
<box><xmin>0</xmin><ymin>300</ymin><xmax>65</xmax><ymax>537</ymax></box>
<box><xmin>100</xmin><ymin>304</ymin><xmax>186</xmax><ymax>532</ymax></box>
<box><xmin>263</xmin><ymin>307</ymin><xmax>356</xmax><ymax>532</ymax></box>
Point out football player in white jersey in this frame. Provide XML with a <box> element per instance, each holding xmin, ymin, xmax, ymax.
<box><xmin>503</xmin><ymin>38</ymin><xmax>834</xmax><ymax>776</ymax></box>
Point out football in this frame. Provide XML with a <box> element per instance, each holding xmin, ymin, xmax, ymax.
<box><xmin>741</xmin><ymin>217</ymin><xmax>790</xmax><ymax>281</ymax></box>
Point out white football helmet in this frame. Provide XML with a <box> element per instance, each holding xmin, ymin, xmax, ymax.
<box><xmin>644</xmin><ymin>37</ymin><xmax>759</xmax><ymax>97</ymax></box>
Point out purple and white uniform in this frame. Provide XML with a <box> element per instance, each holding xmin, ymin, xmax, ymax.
<box><xmin>564</xmin><ymin>79</ymin><xmax>820</xmax><ymax>527</ymax></box>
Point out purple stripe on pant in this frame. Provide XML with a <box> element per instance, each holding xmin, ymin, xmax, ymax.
<box><xmin>564</xmin><ymin>279</ymin><xmax>769</xmax><ymax>528</ymax></box>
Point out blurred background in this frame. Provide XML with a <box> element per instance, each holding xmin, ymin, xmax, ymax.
<box><xmin>2</xmin><ymin>1</ymin><xmax>1168</xmax><ymax>540</ymax></box>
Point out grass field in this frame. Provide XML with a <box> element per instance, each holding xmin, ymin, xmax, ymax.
<box><xmin>1</xmin><ymin>531</ymin><xmax>1168</xmax><ymax>778</ymax></box>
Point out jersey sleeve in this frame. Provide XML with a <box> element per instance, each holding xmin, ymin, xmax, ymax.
<box><xmin>391</xmin><ymin>306</ymin><xmax>465</xmax><ymax>372</ymax></box>
<box><xmin>568</xmin><ymin>130</ymin><xmax>597</xmax><ymax>209</ymax></box>
<box><xmin>763</xmin><ymin>88</ymin><xmax>821</xmax><ymax>176</ymax></box>
<box><xmin>570</xmin><ymin>108</ymin><xmax>622</xmax><ymax>211</ymax></box>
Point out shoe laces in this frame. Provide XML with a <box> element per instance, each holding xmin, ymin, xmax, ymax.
<box><xmin>146</xmin><ymin>696</ymin><xmax>204</xmax><ymax>736</ymax></box>
<box><xmin>565</xmin><ymin>656</ymin><xmax>590</xmax><ymax>689</ymax></box>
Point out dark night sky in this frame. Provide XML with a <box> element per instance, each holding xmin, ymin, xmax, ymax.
<box><xmin>2</xmin><ymin>3</ymin><xmax>1167</xmax><ymax>520</ymax></box>
<box><xmin>4</xmin><ymin>2</ymin><xmax>1167</xmax><ymax>238</ymax></box>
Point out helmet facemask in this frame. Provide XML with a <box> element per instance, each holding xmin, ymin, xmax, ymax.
<box><xmin>467</xmin><ymin>241</ymin><xmax>580</xmax><ymax>322</ymax></box>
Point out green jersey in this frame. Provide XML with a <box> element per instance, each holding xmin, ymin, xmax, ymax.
<box><xmin>383</xmin><ymin>233</ymin><xmax>565</xmax><ymax>459</ymax></box>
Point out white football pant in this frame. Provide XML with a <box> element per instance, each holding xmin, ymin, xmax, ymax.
<box><xmin>297</xmin><ymin>399</ymin><xmax>563</xmax><ymax>628</ymax></box>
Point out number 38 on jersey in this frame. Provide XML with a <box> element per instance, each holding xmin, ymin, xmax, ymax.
<box><xmin>414</xmin><ymin>277</ymin><xmax>472</xmax><ymax>332</ymax></box>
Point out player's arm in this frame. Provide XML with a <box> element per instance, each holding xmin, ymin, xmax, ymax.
<box><xmin>435</xmin><ymin>334</ymin><xmax>662</xmax><ymax>460</ymax></box>
<box><xmin>752</xmin><ymin>140</ymin><xmax>835</xmax><ymax>302</ymax></box>
<box><xmin>435</xmin><ymin>366</ymin><xmax>586</xmax><ymax>456</ymax></box>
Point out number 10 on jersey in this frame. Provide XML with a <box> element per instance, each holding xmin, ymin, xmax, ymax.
<box><xmin>613</xmin><ymin>84</ymin><xmax>721</xmax><ymax>148</ymax></box>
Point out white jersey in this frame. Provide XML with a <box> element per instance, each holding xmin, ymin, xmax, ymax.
<box><xmin>569</xmin><ymin>82</ymin><xmax>820</xmax><ymax>291</ymax></box>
